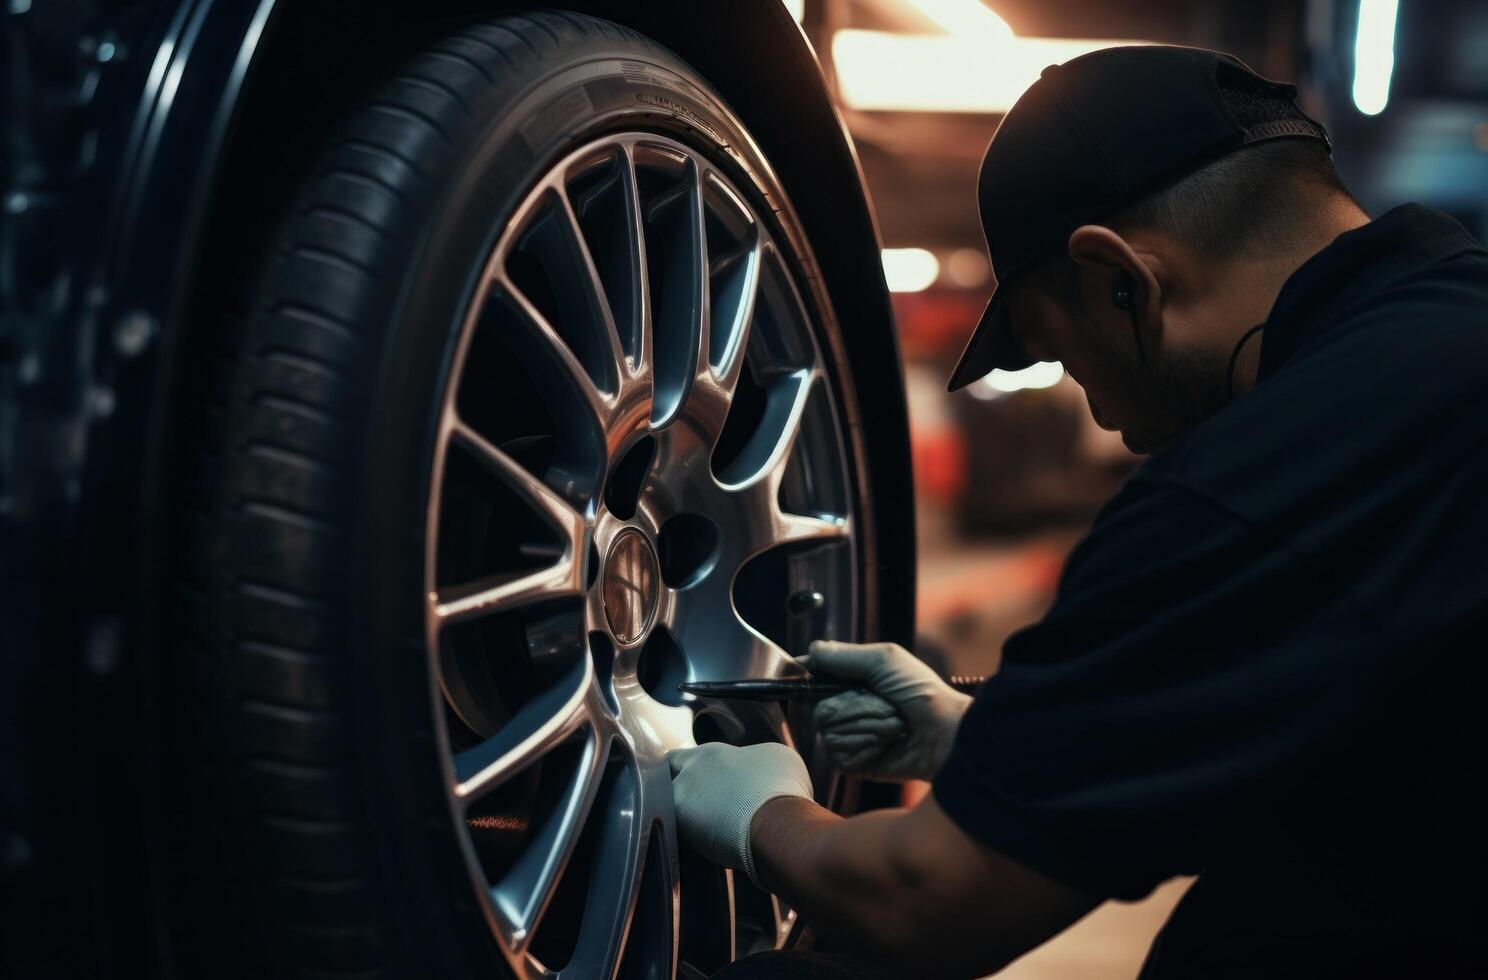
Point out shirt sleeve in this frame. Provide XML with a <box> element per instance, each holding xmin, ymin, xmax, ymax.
<box><xmin>932</xmin><ymin>476</ymin><xmax>1379</xmax><ymax>900</ymax></box>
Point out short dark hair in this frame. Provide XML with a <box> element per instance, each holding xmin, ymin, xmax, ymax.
<box><xmin>1110</xmin><ymin>83</ymin><xmax>1356</xmax><ymax>259</ymax></box>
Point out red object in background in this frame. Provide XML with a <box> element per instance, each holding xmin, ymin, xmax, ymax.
<box><xmin>896</xmin><ymin>288</ymin><xmax>987</xmax><ymax>505</ymax></box>
<box><xmin>893</xmin><ymin>288</ymin><xmax>992</xmax><ymax>360</ymax></box>
<box><xmin>917</xmin><ymin>542</ymin><xmax>1066</xmax><ymax>625</ymax></box>
<box><xmin>912</xmin><ymin>420</ymin><xmax>966</xmax><ymax>503</ymax></box>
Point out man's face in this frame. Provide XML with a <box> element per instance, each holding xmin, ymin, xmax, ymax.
<box><xmin>1003</xmin><ymin>263</ymin><xmax>1223</xmax><ymax>455</ymax></box>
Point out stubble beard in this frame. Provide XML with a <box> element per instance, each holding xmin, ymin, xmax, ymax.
<box><xmin>1080</xmin><ymin>313</ymin><xmax>1229</xmax><ymax>454</ymax></box>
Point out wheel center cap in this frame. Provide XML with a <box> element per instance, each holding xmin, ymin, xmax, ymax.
<box><xmin>603</xmin><ymin>528</ymin><xmax>660</xmax><ymax>646</ymax></box>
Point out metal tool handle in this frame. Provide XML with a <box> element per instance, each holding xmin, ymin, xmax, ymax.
<box><xmin>678</xmin><ymin>674</ymin><xmax>986</xmax><ymax>702</ymax></box>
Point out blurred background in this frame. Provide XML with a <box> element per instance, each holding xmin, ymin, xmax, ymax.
<box><xmin>784</xmin><ymin>0</ymin><xmax>1488</xmax><ymax>974</ymax></box>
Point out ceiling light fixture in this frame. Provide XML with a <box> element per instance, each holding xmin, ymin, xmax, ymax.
<box><xmin>1352</xmin><ymin>0</ymin><xmax>1399</xmax><ymax>116</ymax></box>
<box><xmin>882</xmin><ymin>247</ymin><xmax>941</xmax><ymax>292</ymax></box>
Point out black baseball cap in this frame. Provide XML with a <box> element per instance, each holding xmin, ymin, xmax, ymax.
<box><xmin>947</xmin><ymin>45</ymin><xmax>1330</xmax><ymax>391</ymax></box>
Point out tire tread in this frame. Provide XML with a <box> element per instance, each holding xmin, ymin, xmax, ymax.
<box><xmin>177</xmin><ymin>11</ymin><xmax>728</xmax><ymax>977</ymax></box>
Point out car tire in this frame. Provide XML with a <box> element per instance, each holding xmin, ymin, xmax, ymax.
<box><xmin>177</xmin><ymin>11</ymin><xmax>887</xmax><ymax>978</ymax></box>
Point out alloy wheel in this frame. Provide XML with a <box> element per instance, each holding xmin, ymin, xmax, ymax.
<box><xmin>423</xmin><ymin>132</ymin><xmax>859</xmax><ymax>977</ymax></box>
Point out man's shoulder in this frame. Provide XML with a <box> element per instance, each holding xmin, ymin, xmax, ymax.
<box><xmin>1156</xmin><ymin>275</ymin><xmax>1488</xmax><ymax>521</ymax></box>
<box><xmin>1285</xmin><ymin>234</ymin><xmax>1488</xmax><ymax>400</ymax></box>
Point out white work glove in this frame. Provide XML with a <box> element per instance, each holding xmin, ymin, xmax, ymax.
<box><xmin>799</xmin><ymin>640</ymin><xmax>973</xmax><ymax>782</ymax></box>
<box><xmin>668</xmin><ymin>741</ymin><xmax>812</xmax><ymax>888</ymax></box>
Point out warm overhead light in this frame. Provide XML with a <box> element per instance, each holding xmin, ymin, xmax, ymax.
<box><xmin>903</xmin><ymin>0</ymin><xmax>1012</xmax><ymax>39</ymax></box>
<box><xmin>945</xmin><ymin>248</ymin><xmax>991</xmax><ymax>288</ymax></box>
<box><xmin>781</xmin><ymin>0</ymin><xmax>805</xmax><ymax>23</ymax></box>
<box><xmin>833</xmin><ymin>32</ymin><xmax>1133</xmax><ymax>114</ymax></box>
<box><xmin>882</xmin><ymin>248</ymin><xmax>940</xmax><ymax>292</ymax></box>
<box><xmin>1352</xmin><ymin>0</ymin><xmax>1399</xmax><ymax>116</ymax></box>
<box><xmin>969</xmin><ymin>361</ymin><xmax>1065</xmax><ymax>398</ymax></box>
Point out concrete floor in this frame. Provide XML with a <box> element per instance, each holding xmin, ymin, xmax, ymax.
<box><xmin>995</xmin><ymin>878</ymin><xmax>1193</xmax><ymax>980</ymax></box>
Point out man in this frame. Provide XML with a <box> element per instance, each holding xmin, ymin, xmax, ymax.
<box><xmin>668</xmin><ymin>45</ymin><xmax>1488</xmax><ymax>978</ymax></box>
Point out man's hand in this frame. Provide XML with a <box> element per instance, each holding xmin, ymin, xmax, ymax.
<box><xmin>800</xmin><ymin>640</ymin><xmax>972</xmax><ymax>781</ymax></box>
<box><xmin>667</xmin><ymin>741</ymin><xmax>812</xmax><ymax>887</ymax></box>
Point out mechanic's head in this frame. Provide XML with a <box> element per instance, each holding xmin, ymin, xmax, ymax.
<box><xmin>1010</xmin><ymin>137</ymin><xmax>1365</xmax><ymax>453</ymax></box>
<box><xmin>949</xmin><ymin>46</ymin><xmax>1369</xmax><ymax>454</ymax></box>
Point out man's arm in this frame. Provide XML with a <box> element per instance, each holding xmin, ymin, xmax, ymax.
<box><xmin>750</xmin><ymin>793</ymin><xmax>1099</xmax><ymax>978</ymax></box>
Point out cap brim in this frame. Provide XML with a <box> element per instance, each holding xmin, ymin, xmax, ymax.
<box><xmin>946</xmin><ymin>287</ymin><xmax>1035</xmax><ymax>391</ymax></box>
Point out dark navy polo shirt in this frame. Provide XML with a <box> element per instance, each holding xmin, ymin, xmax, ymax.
<box><xmin>934</xmin><ymin>205</ymin><xmax>1488</xmax><ymax>977</ymax></box>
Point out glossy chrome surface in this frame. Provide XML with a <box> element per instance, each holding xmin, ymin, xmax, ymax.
<box><xmin>603</xmin><ymin>529</ymin><xmax>660</xmax><ymax>647</ymax></box>
<box><xmin>423</xmin><ymin>132</ymin><xmax>856</xmax><ymax>978</ymax></box>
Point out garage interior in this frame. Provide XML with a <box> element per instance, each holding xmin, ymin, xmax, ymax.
<box><xmin>6</xmin><ymin>0</ymin><xmax>1488</xmax><ymax>977</ymax></box>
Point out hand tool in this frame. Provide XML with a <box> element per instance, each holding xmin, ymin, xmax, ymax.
<box><xmin>678</xmin><ymin>675</ymin><xmax>985</xmax><ymax>702</ymax></box>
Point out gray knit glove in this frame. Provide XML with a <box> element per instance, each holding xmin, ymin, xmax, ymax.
<box><xmin>800</xmin><ymin>640</ymin><xmax>972</xmax><ymax>782</ymax></box>
<box><xmin>668</xmin><ymin>741</ymin><xmax>812</xmax><ymax>887</ymax></box>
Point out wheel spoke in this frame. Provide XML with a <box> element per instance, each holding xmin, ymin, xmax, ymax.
<box><xmin>615</xmin><ymin>142</ymin><xmax>653</xmax><ymax>381</ymax></box>
<box><xmin>735</xmin><ymin>618</ymin><xmax>800</xmax><ymax>680</ymax></box>
<box><xmin>711</xmin><ymin>237</ymin><xmax>763</xmax><ymax>397</ymax></box>
<box><xmin>558</xmin><ymin>766</ymin><xmax>663</xmax><ymax>978</ymax></box>
<box><xmin>762</xmin><ymin>369</ymin><xmax>817</xmax><ymax>492</ymax></box>
<box><xmin>716</xmin><ymin>368</ymin><xmax>818</xmax><ymax>491</ymax></box>
<box><xmin>553</xmin><ymin>183</ymin><xmax>629</xmax><ymax>392</ymax></box>
<box><xmin>557</xmin><ymin>825</ymin><xmax>639</xmax><ymax>978</ymax></box>
<box><xmin>449</xmin><ymin>418</ymin><xmax>587</xmax><ymax>545</ymax></box>
<box><xmin>433</xmin><ymin>420</ymin><xmax>587</xmax><ymax>625</ymax></box>
<box><xmin>660</xmin><ymin>810</ymin><xmax>684</xmax><ymax>977</ymax></box>
<box><xmin>650</xmin><ymin>159</ymin><xmax>709</xmax><ymax>426</ymax></box>
<box><xmin>495</xmin><ymin>273</ymin><xmax>613</xmax><ymax>433</ymax></box>
<box><xmin>689</xmin><ymin>236</ymin><xmax>764</xmax><ymax>442</ymax></box>
<box><xmin>685</xmin><ymin>163</ymin><xmax>712</xmax><ymax>400</ymax></box>
<box><xmin>432</xmin><ymin>562</ymin><xmax>582</xmax><ymax>626</ymax></box>
<box><xmin>452</xmin><ymin>658</ymin><xmax>596</xmax><ymax>801</ymax></box>
<box><xmin>766</xmin><ymin>509</ymin><xmax>849</xmax><ymax>551</ymax></box>
<box><xmin>488</xmin><ymin>725</ymin><xmax>609</xmax><ymax>953</ymax></box>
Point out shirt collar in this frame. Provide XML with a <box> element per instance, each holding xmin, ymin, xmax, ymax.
<box><xmin>1258</xmin><ymin>204</ymin><xmax>1484</xmax><ymax>380</ymax></box>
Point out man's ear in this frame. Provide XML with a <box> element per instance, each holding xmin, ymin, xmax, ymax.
<box><xmin>1067</xmin><ymin>225</ymin><xmax>1164</xmax><ymax>352</ymax></box>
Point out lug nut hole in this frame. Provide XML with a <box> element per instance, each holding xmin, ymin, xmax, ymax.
<box><xmin>604</xmin><ymin>435</ymin><xmax>655</xmax><ymax>520</ymax></box>
<box><xmin>637</xmin><ymin>627</ymin><xmax>688</xmax><ymax>707</ymax></box>
<box><xmin>657</xmin><ymin>512</ymin><xmax>721</xmax><ymax>589</ymax></box>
